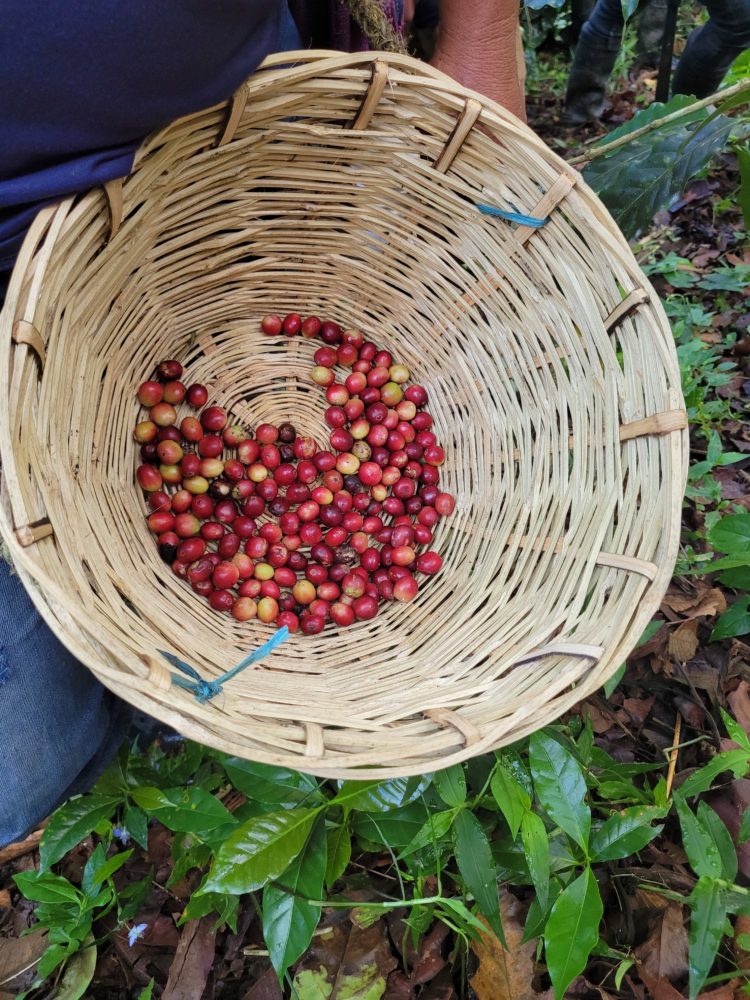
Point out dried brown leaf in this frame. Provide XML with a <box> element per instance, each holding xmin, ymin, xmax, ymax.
<box><xmin>623</xmin><ymin>696</ymin><xmax>656</xmax><ymax>725</ymax></box>
<box><xmin>162</xmin><ymin>916</ymin><xmax>216</xmax><ymax>1000</ymax></box>
<box><xmin>635</xmin><ymin>903</ymin><xmax>688</xmax><ymax>983</ymax></box>
<box><xmin>469</xmin><ymin>893</ymin><xmax>551</xmax><ymax>1000</ymax></box>
<box><xmin>669</xmin><ymin>621</ymin><xmax>699</xmax><ymax>663</ymax></box>
<box><xmin>241</xmin><ymin>967</ymin><xmax>283</xmax><ymax>1000</ymax></box>
<box><xmin>638</xmin><ymin>968</ymin><xmax>685</xmax><ymax>999</ymax></box>
<box><xmin>689</xmin><ymin>590</ymin><xmax>728</xmax><ymax>619</ymax></box>
<box><xmin>411</xmin><ymin>921</ymin><xmax>449</xmax><ymax>985</ymax></box>
<box><xmin>0</xmin><ymin>932</ymin><xmax>47</xmax><ymax>990</ymax></box>
<box><xmin>728</xmin><ymin>682</ymin><xmax>750</xmax><ymax>737</ymax></box>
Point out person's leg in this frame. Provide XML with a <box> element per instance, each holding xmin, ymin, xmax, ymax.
<box><xmin>563</xmin><ymin>0</ymin><xmax>626</xmax><ymax>123</ymax></box>
<box><xmin>673</xmin><ymin>0</ymin><xmax>750</xmax><ymax>97</ymax></box>
<box><xmin>0</xmin><ymin>558</ymin><xmax>133</xmax><ymax>846</ymax></box>
<box><xmin>635</xmin><ymin>0</ymin><xmax>668</xmax><ymax>66</ymax></box>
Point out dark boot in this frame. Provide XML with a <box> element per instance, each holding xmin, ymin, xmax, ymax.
<box><xmin>563</xmin><ymin>0</ymin><xmax>625</xmax><ymax>123</ymax></box>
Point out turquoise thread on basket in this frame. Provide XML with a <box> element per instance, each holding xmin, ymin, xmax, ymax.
<box><xmin>159</xmin><ymin>626</ymin><xmax>289</xmax><ymax>703</ymax></box>
<box><xmin>476</xmin><ymin>203</ymin><xmax>548</xmax><ymax>228</ymax></box>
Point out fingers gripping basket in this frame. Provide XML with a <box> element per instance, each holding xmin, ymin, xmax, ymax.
<box><xmin>0</xmin><ymin>51</ymin><xmax>687</xmax><ymax>778</ymax></box>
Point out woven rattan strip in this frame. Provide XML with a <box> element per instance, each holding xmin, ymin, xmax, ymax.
<box><xmin>0</xmin><ymin>50</ymin><xmax>687</xmax><ymax>777</ymax></box>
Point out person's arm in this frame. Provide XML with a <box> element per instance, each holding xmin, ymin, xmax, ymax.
<box><xmin>430</xmin><ymin>0</ymin><xmax>526</xmax><ymax>121</ymax></box>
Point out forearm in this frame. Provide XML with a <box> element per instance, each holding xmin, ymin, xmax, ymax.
<box><xmin>433</xmin><ymin>0</ymin><xmax>526</xmax><ymax>120</ymax></box>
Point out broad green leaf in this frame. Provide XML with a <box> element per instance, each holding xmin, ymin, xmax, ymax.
<box><xmin>137</xmin><ymin>981</ymin><xmax>155</xmax><ymax>1000</ymax></box>
<box><xmin>740</xmin><ymin>807</ymin><xmax>750</xmax><ymax>844</ymax></box>
<box><xmin>620</xmin><ymin>0</ymin><xmax>638</xmax><ymax>18</ymax></box>
<box><xmin>739</xmin><ymin>142</ymin><xmax>750</xmax><ymax>230</ymax></box>
<box><xmin>585</xmin><ymin>96</ymin><xmax>734</xmax><ymax>238</ymax></box>
<box><xmin>721</xmin><ymin>707</ymin><xmax>750</xmax><ymax>752</ymax></box>
<box><xmin>688</xmin><ymin>877</ymin><xmax>727</xmax><ymax>999</ymax></box>
<box><xmin>182</xmin><ymin>890</ymin><xmax>239</xmax><ymax>930</ymax></box>
<box><xmin>697</xmin><ymin>802</ymin><xmax>737</xmax><ymax>882</ymax></box>
<box><xmin>39</xmin><ymin>795</ymin><xmax>121</xmax><ymax>869</ymax></box>
<box><xmin>53</xmin><ymin>938</ymin><xmax>96</xmax><ymax>1000</ymax></box>
<box><xmin>219</xmin><ymin>757</ymin><xmax>322</xmax><ymax>805</ymax></box>
<box><xmin>203</xmin><ymin>808</ymin><xmax>321</xmax><ymax>894</ymax></box>
<box><xmin>544</xmin><ymin>866</ymin><xmax>603</xmax><ymax>999</ymax></box>
<box><xmin>89</xmin><ymin>849</ymin><xmax>134</xmax><ymax>889</ymax></box>
<box><xmin>14</xmin><ymin>871</ymin><xmax>80</xmax><ymax>905</ymax></box>
<box><xmin>523</xmin><ymin>877</ymin><xmax>563</xmax><ymax>942</ymax></box>
<box><xmin>37</xmin><ymin>942</ymin><xmax>75</xmax><ymax>981</ymax></box>
<box><xmin>332</xmin><ymin>776</ymin><xmax>431</xmax><ymax>813</ymax></box>
<box><xmin>452</xmin><ymin>810</ymin><xmax>504</xmax><ymax>944</ymax></box>
<box><xmin>122</xmin><ymin>804</ymin><xmax>149</xmax><ymax>851</ymax></box>
<box><xmin>673</xmin><ymin>794</ymin><xmax>722</xmax><ymax>878</ymax></box>
<box><xmin>81</xmin><ymin>843</ymin><xmax>106</xmax><ymax>896</ymax></box>
<box><xmin>530</xmin><ymin>732</ymin><xmax>591</xmax><ymax>850</ymax></box>
<box><xmin>263</xmin><ymin>815</ymin><xmax>327</xmax><ymax>981</ymax></box>
<box><xmin>708</xmin><ymin>512</ymin><xmax>750</xmax><ymax>554</ymax></box>
<box><xmin>398</xmin><ymin>808</ymin><xmax>456</xmax><ymax>860</ymax></box>
<box><xmin>433</xmin><ymin>765</ymin><xmax>466</xmax><ymax>807</ymax></box>
<box><xmin>719</xmin><ymin>565</ymin><xmax>750</xmax><ymax>589</ymax></box>
<box><xmin>711</xmin><ymin>595</ymin><xmax>750</xmax><ymax>641</ymax></box>
<box><xmin>130</xmin><ymin>786</ymin><xmax>235</xmax><ymax>834</ymax></box>
<box><xmin>325</xmin><ymin>822</ymin><xmax>351</xmax><ymax>889</ymax></box>
<box><xmin>352</xmin><ymin>799</ymin><xmax>434</xmax><ymax>851</ymax></box>
<box><xmin>679</xmin><ymin>749</ymin><xmax>750</xmax><ymax>797</ymax></box>
<box><xmin>491</xmin><ymin>764</ymin><xmax>530</xmax><ymax>840</ymax></box>
<box><xmin>590</xmin><ymin>806</ymin><xmax>666</xmax><ymax>861</ymax></box>
<box><xmin>521</xmin><ymin>810</ymin><xmax>550</xmax><ymax>911</ymax></box>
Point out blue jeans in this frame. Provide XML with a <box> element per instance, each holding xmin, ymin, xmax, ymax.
<box><xmin>565</xmin><ymin>0</ymin><xmax>750</xmax><ymax>117</ymax></box>
<box><xmin>0</xmin><ymin>559</ymin><xmax>133</xmax><ymax>844</ymax></box>
<box><xmin>0</xmin><ymin>4</ymin><xmax>303</xmax><ymax>849</ymax></box>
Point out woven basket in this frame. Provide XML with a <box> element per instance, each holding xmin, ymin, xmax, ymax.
<box><xmin>0</xmin><ymin>51</ymin><xmax>687</xmax><ymax>778</ymax></box>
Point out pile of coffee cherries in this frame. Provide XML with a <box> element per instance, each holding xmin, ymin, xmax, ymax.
<box><xmin>133</xmin><ymin>314</ymin><xmax>455</xmax><ymax>634</ymax></box>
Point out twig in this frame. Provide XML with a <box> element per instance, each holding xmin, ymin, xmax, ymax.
<box><xmin>341</xmin><ymin>0</ymin><xmax>408</xmax><ymax>53</ymax></box>
<box><xmin>568</xmin><ymin>78</ymin><xmax>750</xmax><ymax>165</ymax></box>
<box><xmin>0</xmin><ymin>825</ymin><xmax>46</xmax><ymax>866</ymax></box>
<box><xmin>665</xmin><ymin>714</ymin><xmax>682</xmax><ymax>799</ymax></box>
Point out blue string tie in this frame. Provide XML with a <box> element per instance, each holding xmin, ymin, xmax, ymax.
<box><xmin>159</xmin><ymin>626</ymin><xmax>289</xmax><ymax>703</ymax></box>
<box><xmin>476</xmin><ymin>203</ymin><xmax>548</xmax><ymax>228</ymax></box>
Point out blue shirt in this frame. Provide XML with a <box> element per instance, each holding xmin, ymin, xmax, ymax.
<box><xmin>1</xmin><ymin>1</ymin><xmax>295</xmax><ymax>272</ymax></box>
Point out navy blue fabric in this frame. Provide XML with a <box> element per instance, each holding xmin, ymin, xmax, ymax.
<box><xmin>0</xmin><ymin>0</ymin><xmax>293</xmax><ymax>271</ymax></box>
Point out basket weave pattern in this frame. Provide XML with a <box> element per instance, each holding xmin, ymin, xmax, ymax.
<box><xmin>0</xmin><ymin>52</ymin><xmax>687</xmax><ymax>777</ymax></box>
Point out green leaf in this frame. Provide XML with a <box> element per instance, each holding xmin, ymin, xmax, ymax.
<box><xmin>398</xmin><ymin>809</ymin><xmax>456</xmax><ymax>860</ymax></box>
<box><xmin>697</xmin><ymin>802</ymin><xmax>737</xmax><ymax>882</ymax></box>
<box><xmin>585</xmin><ymin>96</ymin><xmax>735</xmax><ymax>238</ymax></box>
<box><xmin>81</xmin><ymin>844</ymin><xmax>106</xmax><ymax>896</ymax></box>
<box><xmin>53</xmin><ymin>939</ymin><xmax>96</xmax><ymax>1000</ymax></box>
<box><xmin>203</xmin><ymin>808</ymin><xmax>322</xmax><ymax>895</ymax></box>
<box><xmin>37</xmin><ymin>942</ymin><xmax>76</xmax><ymax>981</ymax></box>
<box><xmin>740</xmin><ymin>807</ymin><xmax>750</xmax><ymax>844</ymax></box>
<box><xmin>182</xmin><ymin>891</ymin><xmax>239</xmax><ymax>930</ymax></box>
<box><xmin>491</xmin><ymin>764</ymin><xmax>530</xmax><ymax>840</ymax></box>
<box><xmin>603</xmin><ymin>663</ymin><xmax>626</xmax><ymax>698</ymax></box>
<box><xmin>544</xmin><ymin>866</ymin><xmax>603</xmax><ymax>1000</ymax></box>
<box><xmin>325</xmin><ymin>822</ymin><xmax>351</xmax><ymax>889</ymax></box>
<box><xmin>523</xmin><ymin>877</ymin><xmax>563</xmax><ymax>942</ymax></box>
<box><xmin>433</xmin><ymin>765</ymin><xmax>466</xmax><ymax>807</ymax></box>
<box><xmin>711</xmin><ymin>595</ymin><xmax>750</xmax><ymax>641</ymax></box>
<box><xmin>708</xmin><ymin>512</ymin><xmax>750</xmax><ymax>554</ymax></box>
<box><xmin>39</xmin><ymin>795</ymin><xmax>121</xmax><ymax>870</ymax></box>
<box><xmin>520</xmin><ymin>810</ymin><xmax>550</xmax><ymax>911</ymax></box>
<box><xmin>137</xmin><ymin>980</ymin><xmax>155</xmax><ymax>1000</ymax></box>
<box><xmin>14</xmin><ymin>871</ymin><xmax>81</xmax><ymax>905</ymax></box>
<box><xmin>219</xmin><ymin>757</ymin><xmax>323</xmax><ymax>805</ymax></box>
<box><xmin>122</xmin><ymin>805</ymin><xmax>149</xmax><ymax>851</ymax></box>
<box><xmin>688</xmin><ymin>876</ymin><xmax>727</xmax><ymax>999</ymax></box>
<box><xmin>352</xmin><ymin>800</ymin><xmax>435</xmax><ymax>851</ymax></box>
<box><xmin>673</xmin><ymin>794</ymin><xmax>723</xmax><ymax>878</ymax></box>
<box><xmin>88</xmin><ymin>849</ymin><xmax>134</xmax><ymax>890</ymax></box>
<box><xmin>130</xmin><ymin>786</ymin><xmax>236</xmax><ymax>834</ymax></box>
<box><xmin>452</xmin><ymin>810</ymin><xmax>504</xmax><ymax>944</ymax></box>
<box><xmin>739</xmin><ymin>142</ymin><xmax>750</xmax><ymax>230</ymax></box>
<box><xmin>620</xmin><ymin>0</ymin><xmax>638</xmax><ymax>18</ymax></box>
<box><xmin>332</xmin><ymin>776</ymin><xmax>431</xmax><ymax>813</ymax></box>
<box><xmin>719</xmin><ymin>565</ymin><xmax>750</xmax><ymax>589</ymax></box>
<box><xmin>530</xmin><ymin>732</ymin><xmax>591</xmax><ymax>850</ymax></box>
<box><xmin>590</xmin><ymin>806</ymin><xmax>666</xmax><ymax>861</ymax></box>
<box><xmin>263</xmin><ymin>815</ymin><xmax>327</xmax><ymax>981</ymax></box>
<box><xmin>721</xmin><ymin>707</ymin><xmax>750</xmax><ymax>752</ymax></box>
<box><xmin>679</xmin><ymin>749</ymin><xmax>750</xmax><ymax>797</ymax></box>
